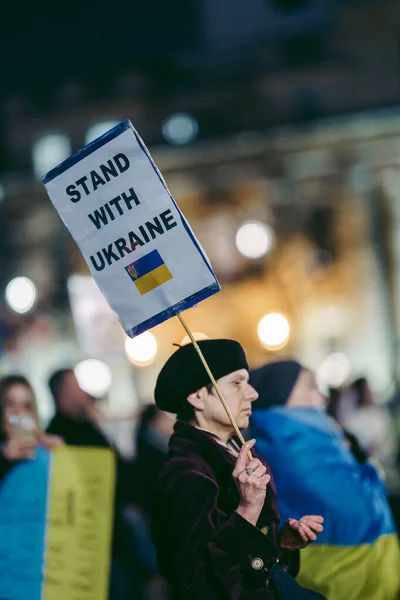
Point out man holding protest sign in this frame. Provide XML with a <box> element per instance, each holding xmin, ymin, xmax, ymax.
<box><xmin>43</xmin><ymin>120</ymin><xmax>325</xmax><ymax>599</ymax></box>
<box><xmin>151</xmin><ymin>339</ymin><xmax>325</xmax><ymax>599</ymax></box>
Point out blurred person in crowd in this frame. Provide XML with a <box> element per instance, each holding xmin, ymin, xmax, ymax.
<box><xmin>46</xmin><ymin>366</ymin><xmax>141</xmax><ymax>507</ymax></box>
<box><xmin>0</xmin><ymin>375</ymin><xmax>63</xmax><ymax>483</ymax></box>
<box><xmin>127</xmin><ymin>405</ymin><xmax>175</xmax><ymax>600</ymax></box>
<box><xmin>331</xmin><ymin>377</ymin><xmax>397</xmax><ymax>481</ymax></box>
<box><xmin>327</xmin><ymin>387</ymin><xmax>370</xmax><ymax>464</ymax></box>
<box><xmin>46</xmin><ymin>367</ymin><xmax>147</xmax><ymax>600</ymax></box>
<box><xmin>152</xmin><ymin>340</ymin><xmax>326</xmax><ymax>600</ymax></box>
<box><xmin>250</xmin><ymin>361</ymin><xmax>400</xmax><ymax>600</ymax></box>
<box><xmin>46</xmin><ymin>368</ymin><xmax>110</xmax><ymax>447</ymax></box>
<box><xmin>132</xmin><ymin>404</ymin><xmax>175</xmax><ymax>516</ymax></box>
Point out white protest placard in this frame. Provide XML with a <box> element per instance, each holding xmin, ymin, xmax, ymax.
<box><xmin>43</xmin><ymin>120</ymin><xmax>220</xmax><ymax>337</ymax></box>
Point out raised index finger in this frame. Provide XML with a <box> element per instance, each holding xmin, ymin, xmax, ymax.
<box><xmin>233</xmin><ymin>439</ymin><xmax>256</xmax><ymax>475</ymax></box>
<box><xmin>303</xmin><ymin>515</ymin><xmax>324</xmax><ymax>523</ymax></box>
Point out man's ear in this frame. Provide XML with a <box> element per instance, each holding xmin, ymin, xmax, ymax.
<box><xmin>187</xmin><ymin>387</ymin><xmax>208</xmax><ymax>411</ymax></box>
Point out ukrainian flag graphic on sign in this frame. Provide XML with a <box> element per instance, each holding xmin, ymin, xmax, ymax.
<box><xmin>126</xmin><ymin>249</ymin><xmax>173</xmax><ymax>295</ymax></box>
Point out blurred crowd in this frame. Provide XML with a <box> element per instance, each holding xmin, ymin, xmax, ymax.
<box><xmin>0</xmin><ymin>369</ymin><xmax>175</xmax><ymax>600</ymax></box>
<box><xmin>1</xmin><ymin>361</ymin><xmax>400</xmax><ymax>599</ymax></box>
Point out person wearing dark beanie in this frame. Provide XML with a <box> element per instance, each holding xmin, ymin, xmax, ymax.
<box><xmin>249</xmin><ymin>360</ymin><xmax>400</xmax><ymax>600</ymax></box>
<box><xmin>250</xmin><ymin>361</ymin><xmax>304</xmax><ymax>410</ymax></box>
<box><xmin>151</xmin><ymin>340</ymin><xmax>325</xmax><ymax>600</ymax></box>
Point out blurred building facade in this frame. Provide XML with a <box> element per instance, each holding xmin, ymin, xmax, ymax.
<box><xmin>1</xmin><ymin>0</ymin><xmax>400</xmax><ymax>421</ymax></box>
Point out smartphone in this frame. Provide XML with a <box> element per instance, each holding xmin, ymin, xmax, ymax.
<box><xmin>8</xmin><ymin>414</ymin><xmax>38</xmax><ymax>443</ymax></box>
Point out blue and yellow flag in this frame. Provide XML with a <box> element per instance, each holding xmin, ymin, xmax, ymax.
<box><xmin>125</xmin><ymin>249</ymin><xmax>173</xmax><ymax>295</ymax></box>
<box><xmin>251</xmin><ymin>407</ymin><xmax>400</xmax><ymax>600</ymax></box>
<box><xmin>0</xmin><ymin>446</ymin><xmax>115</xmax><ymax>600</ymax></box>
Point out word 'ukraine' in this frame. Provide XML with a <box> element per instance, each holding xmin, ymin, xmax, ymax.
<box><xmin>90</xmin><ymin>209</ymin><xmax>177</xmax><ymax>272</ymax></box>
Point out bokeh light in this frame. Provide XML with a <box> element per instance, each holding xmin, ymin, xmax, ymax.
<box><xmin>317</xmin><ymin>353</ymin><xmax>351</xmax><ymax>389</ymax></box>
<box><xmin>85</xmin><ymin>120</ymin><xmax>120</xmax><ymax>144</ymax></box>
<box><xmin>162</xmin><ymin>113</ymin><xmax>199</xmax><ymax>145</ymax></box>
<box><xmin>235</xmin><ymin>221</ymin><xmax>275</xmax><ymax>259</ymax></box>
<box><xmin>5</xmin><ymin>277</ymin><xmax>37</xmax><ymax>314</ymax></box>
<box><xmin>258</xmin><ymin>313</ymin><xmax>290</xmax><ymax>350</ymax></box>
<box><xmin>125</xmin><ymin>332</ymin><xmax>158</xmax><ymax>366</ymax></box>
<box><xmin>32</xmin><ymin>133</ymin><xmax>71</xmax><ymax>179</ymax></box>
<box><xmin>74</xmin><ymin>359</ymin><xmax>112</xmax><ymax>397</ymax></box>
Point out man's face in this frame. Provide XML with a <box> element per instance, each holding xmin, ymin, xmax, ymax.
<box><xmin>287</xmin><ymin>369</ymin><xmax>326</xmax><ymax>409</ymax></box>
<box><xmin>197</xmin><ymin>369</ymin><xmax>259</xmax><ymax>434</ymax></box>
<box><xmin>58</xmin><ymin>371</ymin><xmax>92</xmax><ymax>418</ymax></box>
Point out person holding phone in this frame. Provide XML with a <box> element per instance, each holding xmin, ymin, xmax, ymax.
<box><xmin>0</xmin><ymin>375</ymin><xmax>63</xmax><ymax>483</ymax></box>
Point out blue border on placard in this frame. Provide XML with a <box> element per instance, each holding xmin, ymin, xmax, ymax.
<box><xmin>42</xmin><ymin>120</ymin><xmax>131</xmax><ymax>184</ymax></box>
<box><xmin>125</xmin><ymin>282</ymin><xmax>220</xmax><ymax>338</ymax></box>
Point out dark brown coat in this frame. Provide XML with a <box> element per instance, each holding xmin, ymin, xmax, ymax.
<box><xmin>152</xmin><ymin>420</ymin><xmax>299</xmax><ymax>599</ymax></box>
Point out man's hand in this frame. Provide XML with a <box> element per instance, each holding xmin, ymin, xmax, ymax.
<box><xmin>2</xmin><ymin>439</ymin><xmax>37</xmax><ymax>461</ymax></box>
<box><xmin>280</xmin><ymin>515</ymin><xmax>324</xmax><ymax>550</ymax></box>
<box><xmin>233</xmin><ymin>439</ymin><xmax>271</xmax><ymax>526</ymax></box>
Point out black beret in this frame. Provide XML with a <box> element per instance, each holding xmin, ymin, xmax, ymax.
<box><xmin>154</xmin><ymin>339</ymin><xmax>249</xmax><ymax>414</ymax></box>
<box><xmin>250</xmin><ymin>360</ymin><xmax>303</xmax><ymax>410</ymax></box>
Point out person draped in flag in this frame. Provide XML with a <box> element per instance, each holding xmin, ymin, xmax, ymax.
<box><xmin>250</xmin><ymin>360</ymin><xmax>400</xmax><ymax>600</ymax></box>
<box><xmin>151</xmin><ymin>339</ymin><xmax>325</xmax><ymax>599</ymax></box>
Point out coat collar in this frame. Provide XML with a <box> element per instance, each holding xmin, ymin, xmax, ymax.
<box><xmin>168</xmin><ymin>420</ymin><xmax>281</xmax><ymax>528</ymax></box>
<box><xmin>168</xmin><ymin>419</ymin><xmax>237</xmax><ymax>478</ymax></box>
